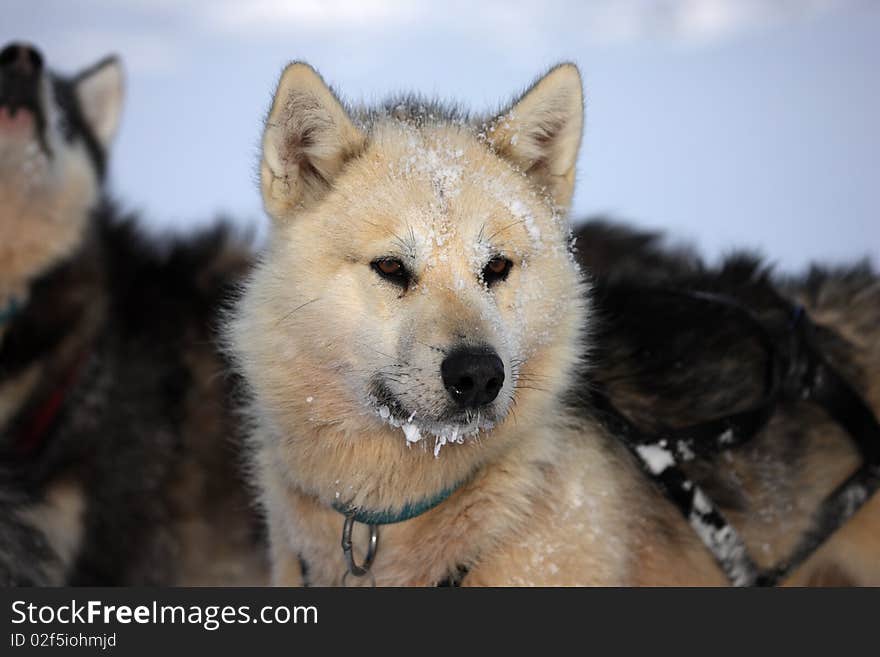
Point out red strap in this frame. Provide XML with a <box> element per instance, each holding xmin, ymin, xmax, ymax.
<box><xmin>16</xmin><ymin>352</ymin><xmax>87</xmax><ymax>455</ymax></box>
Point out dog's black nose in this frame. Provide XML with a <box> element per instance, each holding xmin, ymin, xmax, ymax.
<box><xmin>0</xmin><ymin>43</ymin><xmax>43</xmax><ymax>78</ymax></box>
<box><xmin>441</xmin><ymin>348</ymin><xmax>505</xmax><ymax>409</ymax></box>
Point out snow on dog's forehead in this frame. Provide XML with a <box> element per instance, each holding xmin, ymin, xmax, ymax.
<box><xmin>339</xmin><ymin>122</ymin><xmax>569</xmax><ymax>262</ymax></box>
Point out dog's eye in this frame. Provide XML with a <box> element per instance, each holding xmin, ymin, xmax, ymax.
<box><xmin>482</xmin><ymin>256</ymin><xmax>513</xmax><ymax>287</ymax></box>
<box><xmin>371</xmin><ymin>258</ymin><xmax>411</xmax><ymax>289</ymax></box>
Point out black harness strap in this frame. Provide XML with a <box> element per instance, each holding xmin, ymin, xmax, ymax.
<box><xmin>592</xmin><ymin>290</ymin><xmax>880</xmax><ymax>586</ymax></box>
<box><xmin>590</xmin><ymin>391</ymin><xmax>764</xmax><ymax>585</ymax></box>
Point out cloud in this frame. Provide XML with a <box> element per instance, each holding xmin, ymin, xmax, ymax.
<box><xmin>5</xmin><ymin>0</ymin><xmax>867</xmax><ymax>71</ymax></box>
<box><xmin>197</xmin><ymin>0</ymin><xmax>865</xmax><ymax>47</ymax></box>
<box><xmin>205</xmin><ymin>0</ymin><xmax>418</xmax><ymax>32</ymax></box>
<box><xmin>642</xmin><ymin>0</ymin><xmax>859</xmax><ymax>46</ymax></box>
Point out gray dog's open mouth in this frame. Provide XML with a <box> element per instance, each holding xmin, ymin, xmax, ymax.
<box><xmin>0</xmin><ymin>76</ymin><xmax>51</xmax><ymax>156</ymax></box>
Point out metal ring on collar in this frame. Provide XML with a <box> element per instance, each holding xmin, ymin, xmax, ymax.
<box><xmin>341</xmin><ymin>513</ymin><xmax>378</xmax><ymax>577</ymax></box>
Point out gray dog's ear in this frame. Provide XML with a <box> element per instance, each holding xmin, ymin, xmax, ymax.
<box><xmin>261</xmin><ymin>63</ymin><xmax>366</xmax><ymax>221</ymax></box>
<box><xmin>487</xmin><ymin>63</ymin><xmax>584</xmax><ymax>210</ymax></box>
<box><xmin>75</xmin><ymin>56</ymin><xmax>124</xmax><ymax>148</ymax></box>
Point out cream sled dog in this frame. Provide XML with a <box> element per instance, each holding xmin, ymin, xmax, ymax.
<box><xmin>228</xmin><ymin>63</ymin><xmax>880</xmax><ymax>586</ymax></box>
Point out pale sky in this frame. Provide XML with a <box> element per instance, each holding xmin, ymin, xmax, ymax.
<box><xmin>4</xmin><ymin>0</ymin><xmax>878</xmax><ymax>271</ymax></box>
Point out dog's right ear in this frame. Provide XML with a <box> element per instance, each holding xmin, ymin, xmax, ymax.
<box><xmin>75</xmin><ymin>56</ymin><xmax>124</xmax><ymax>149</ymax></box>
<box><xmin>261</xmin><ymin>63</ymin><xmax>365</xmax><ymax>220</ymax></box>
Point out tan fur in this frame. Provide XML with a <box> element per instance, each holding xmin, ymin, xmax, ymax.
<box><xmin>778</xmin><ymin>279</ymin><xmax>880</xmax><ymax>586</ymax></box>
<box><xmin>230</xmin><ymin>62</ymin><xmax>879</xmax><ymax>586</ymax></box>
<box><xmin>0</xmin><ymin>362</ymin><xmax>42</xmax><ymax>427</ymax></box>
<box><xmin>0</xmin><ymin>134</ymin><xmax>96</xmax><ymax>306</ymax></box>
<box><xmin>17</xmin><ymin>479</ymin><xmax>87</xmax><ymax>584</ymax></box>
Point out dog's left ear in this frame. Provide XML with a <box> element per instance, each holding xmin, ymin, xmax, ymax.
<box><xmin>488</xmin><ymin>63</ymin><xmax>583</xmax><ymax>209</ymax></box>
<box><xmin>75</xmin><ymin>56</ymin><xmax>124</xmax><ymax>148</ymax></box>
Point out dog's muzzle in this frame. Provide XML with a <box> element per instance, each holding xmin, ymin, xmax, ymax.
<box><xmin>0</xmin><ymin>42</ymin><xmax>44</xmax><ymax>128</ymax></box>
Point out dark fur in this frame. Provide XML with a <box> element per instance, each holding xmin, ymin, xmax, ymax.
<box><xmin>572</xmin><ymin>220</ymin><xmax>872</xmax><ymax>428</ymax></box>
<box><xmin>0</xmin><ymin>202</ymin><xmax>263</xmax><ymax>585</ymax></box>
<box><xmin>572</xmin><ymin>219</ymin><xmax>879</xmax><ymax>575</ymax></box>
<box><xmin>573</xmin><ymin>219</ymin><xmax>701</xmax><ymax>285</ymax></box>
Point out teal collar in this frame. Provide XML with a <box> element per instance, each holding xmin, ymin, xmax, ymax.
<box><xmin>0</xmin><ymin>297</ymin><xmax>21</xmax><ymax>326</ymax></box>
<box><xmin>332</xmin><ymin>477</ymin><xmax>469</xmax><ymax>526</ymax></box>
<box><xmin>334</xmin><ymin>472</ymin><xmax>476</xmax><ymax>581</ymax></box>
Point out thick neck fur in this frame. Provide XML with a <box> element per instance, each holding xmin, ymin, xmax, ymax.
<box><xmin>0</xmin><ymin>148</ymin><xmax>98</xmax><ymax>310</ymax></box>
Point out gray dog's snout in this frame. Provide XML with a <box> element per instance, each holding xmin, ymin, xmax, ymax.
<box><xmin>0</xmin><ymin>43</ymin><xmax>43</xmax><ymax>78</ymax></box>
